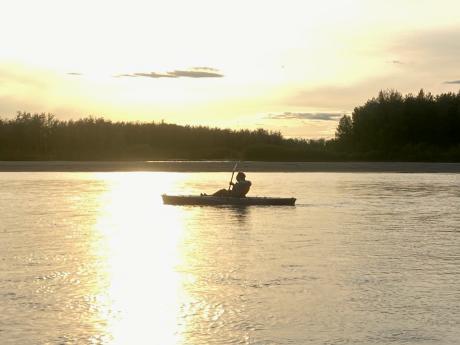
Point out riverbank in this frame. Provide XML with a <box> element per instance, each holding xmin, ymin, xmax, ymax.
<box><xmin>1</xmin><ymin>161</ymin><xmax>460</xmax><ymax>173</ymax></box>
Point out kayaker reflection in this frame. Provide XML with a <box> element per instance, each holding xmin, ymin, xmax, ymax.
<box><xmin>213</xmin><ymin>172</ymin><xmax>252</xmax><ymax>197</ymax></box>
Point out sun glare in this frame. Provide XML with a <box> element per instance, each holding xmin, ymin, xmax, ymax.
<box><xmin>90</xmin><ymin>172</ymin><xmax>194</xmax><ymax>344</ymax></box>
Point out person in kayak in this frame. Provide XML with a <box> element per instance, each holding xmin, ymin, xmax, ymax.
<box><xmin>213</xmin><ymin>172</ymin><xmax>252</xmax><ymax>197</ymax></box>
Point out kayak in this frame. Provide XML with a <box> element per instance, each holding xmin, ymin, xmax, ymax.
<box><xmin>162</xmin><ymin>194</ymin><xmax>296</xmax><ymax>206</ymax></box>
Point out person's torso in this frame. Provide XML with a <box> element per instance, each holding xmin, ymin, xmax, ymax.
<box><xmin>232</xmin><ymin>180</ymin><xmax>251</xmax><ymax>197</ymax></box>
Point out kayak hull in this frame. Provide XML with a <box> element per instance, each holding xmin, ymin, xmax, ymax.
<box><xmin>162</xmin><ymin>194</ymin><xmax>296</xmax><ymax>206</ymax></box>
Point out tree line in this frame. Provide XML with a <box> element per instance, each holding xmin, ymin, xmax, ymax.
<box><xmin>0</xmin><ymin>113</ymin><xmax>333</xmax><ymax>160</ymax></box>
<box><xmin>1</xmin><ymin>89</ymin><xmax>459</xmax><ymax>161</ymax></box>
<box><xmin>335</xmin><ymin>89</ymin><xmax>460</xmax><ymax>161</ymax></box>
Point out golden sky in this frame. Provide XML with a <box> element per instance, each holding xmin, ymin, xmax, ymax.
<box><xmin>1</xmin><ymin>0</ymin><xmax>459</xmax><ymax>138</ymax></box>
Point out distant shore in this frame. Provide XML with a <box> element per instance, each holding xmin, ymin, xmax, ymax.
<box><xmin>1</xmin><ymin>161</ymin><xmax>460</xmax><ymax>173</ymax></box>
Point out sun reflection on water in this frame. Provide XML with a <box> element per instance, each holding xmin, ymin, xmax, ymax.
<box><xmin>91</xmin><ymin>172</ymin><xmax>195</xmax><ymax>345</ymax></box>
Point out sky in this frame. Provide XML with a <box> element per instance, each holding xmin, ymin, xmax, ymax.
<box><xmin>1</xmin><ymin>0</ymin><xmax>459</xmax><ymax>138</ymax></box>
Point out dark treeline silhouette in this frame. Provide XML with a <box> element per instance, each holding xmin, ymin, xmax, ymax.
<box><xmin>0</xmin><ymin>113</ymin><xmax>334</xmax><ymax>161</ymax></box>
<box><xmin>335</xmin><ymin>89</ymin><xmax>460</xmax><ymax>161</ymax></box>
<box><xmin>1</xmin><ymin>89</ymin><xmax>459</xmax><ymax>161</ymax></box>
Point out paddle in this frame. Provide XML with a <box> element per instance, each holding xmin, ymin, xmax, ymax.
<box><xmin>228</xmin><ymin>161</ymin><xmax>239</xmax><ymax>191</ymax></box>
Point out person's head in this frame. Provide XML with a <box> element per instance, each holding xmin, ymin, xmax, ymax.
<box><xmin>236</xmin><ymin>172</ymin><xmax>246</xmax><ymax>181</ymax></box>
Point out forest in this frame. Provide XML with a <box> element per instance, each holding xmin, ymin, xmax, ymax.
<box><xmin>0</xmin><ymin>113</ymin><xmax>333</xmax><ymax>161</ymax></box>
<box><xmin>335</xmin><ymin>89</ymin><xmax>460</xmax><ymax>161</ymax></box>
<box><xmin>1</xmin><ymin>89</ymin><xmax>459</xmax><ymax>161</ymax></box>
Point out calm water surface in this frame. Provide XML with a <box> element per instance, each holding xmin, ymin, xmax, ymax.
<box><xmin>0</xmin><ymin>172</ymin><xmax>459</xmax><ymax>345</ymax></box>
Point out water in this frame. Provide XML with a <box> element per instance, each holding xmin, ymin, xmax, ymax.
<box><xmin>0</xmin><ymin>171</ymin><xmax>459</xmax><ymax>345</ymax></box>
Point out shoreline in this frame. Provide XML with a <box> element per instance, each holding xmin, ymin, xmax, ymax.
<box><xmin>1</xmin><ymin>161</ymin><xmax>460</xmax><ymax>173</ymax></box>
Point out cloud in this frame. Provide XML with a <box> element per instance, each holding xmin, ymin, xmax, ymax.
<box><xmin>169</xmin><ymin>70</ymin><xmax>223</xmax><ymax>78</ymax></box>
<box><xmin>286</xmin><ymin>27</ymin><xmax>460</xmax><ymax>112</ymax></box>
<box><xmin>387</xmin><ymin>60</ymin><xmax>404</xmax><ymax>64</ymax></box>
<box><xmin>117</xmin><ymin>72</ymin><xmax>174</xmax><ymax>78</ymax></box>
<box><xmin>288</xmin><ymin>82</ymin><xmax>386</xmax><ymax>110</ymax></box>
<box><xmin>0</xmin><ymin>65</ymin><xmax>48</xmax><ymax>89</ymax></box>
<box><xmin>116</xmin><ymin>67</ymin><xmax>223</xmax><ymax>79</ymax></box>
<box><xmin>190</xmin><ymin>67</ymin><xmax>220</xmax><ymax>72</ymax></box>
<box><xmin>390</xmin><ymin>27</ymin><xmax>460</xmax><ymax>71</ymax></box>
<box><xmin>268</xmin><ymin>112</ymin><xmax>343</xmax><ymax>121</ymax></box>
<box><xmin>67</xmin><ymin>72</ymin><xmax>83</xmax><ymax>76</ymax></box>
<box><xmin>286</xmin><ymin>27</ymin><xmax>459</xmax><ymax>111</ymax></box>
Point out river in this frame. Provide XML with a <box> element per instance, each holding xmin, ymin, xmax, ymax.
<box><xmin>0</xmin><ymin>170</ymin><xmax>459</xmax><ymax>344</ymax></box>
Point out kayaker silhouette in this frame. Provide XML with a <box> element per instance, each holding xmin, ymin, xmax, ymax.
<box><xmin>212</xmin><ymin>172</ymin><xmax>252</xmax><ymax>197</ymax></box>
